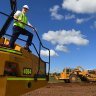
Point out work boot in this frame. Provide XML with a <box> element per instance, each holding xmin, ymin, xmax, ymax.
<box><xmin>3</xmin><ymin>44</ymin><xmax>9</xmax><ymax>48</ymax></box>
<box><xmin>24</xmin><ymin>46</ymin><xmax>31</xmax><ymax>52</ymax></box>
<box><xmin>8</xmin><ymin>44</ymin><xmax>15</xmax><ymax>49</ymax></box>
<box><xmin>0</xmin><ymin>44</ymin><xmax>9</xmax><ymax>48</ymax></box>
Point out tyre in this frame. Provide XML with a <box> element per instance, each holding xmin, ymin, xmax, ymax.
<box><xmin>64</xmin><ymin>79</ymin><xmax>70</xmax><ymax>83</ymax></box>
<box><xmin>69</xmin><ymin>74</ymin><xmax>80</xmax><ymax>83</ymax></box>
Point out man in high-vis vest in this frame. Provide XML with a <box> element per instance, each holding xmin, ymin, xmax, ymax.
<box><xmin>9</xmin><ymin>5</ymin><xmax>34</xmax><ymax>52</ymax></box>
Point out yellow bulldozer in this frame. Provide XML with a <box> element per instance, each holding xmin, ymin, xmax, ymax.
<box><xmin>54</xmin><ymin>66</ymin><xmax>96</xmax><ymax>83</ymax></box>
<box><xmin>0</xmin><ymin>0</ymin><xmax>50</xmax><ymax>96</ymax></box>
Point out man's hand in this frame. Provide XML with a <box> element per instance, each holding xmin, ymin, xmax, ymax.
<box><xmin>18</xmin><ymin>20</ymin><xmax>22</xmax><ymax>23</ymax></box>
<box><xmin>14</xmin><ymin>16</ymin><xmax>22</xmax><ymax>23</ymax></box>
<box><xmin>14</xmin><ymin>18</ymin><xmax>22</xmax><ymax>23</ymax></box>
<box><xmin>29</xmin><ymin>25</ymin><xmax>37</xmax><ymax>32</ymax></box>
<box><xmin>29</xmin><ymin>25</ymin><xmax>33</xmax><ymax>28</ymax></box>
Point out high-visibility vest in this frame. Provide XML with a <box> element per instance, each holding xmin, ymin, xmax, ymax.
<box><xmin>14</xmin><ymin>13</ymin><xmax>28</xmax><ymax>29</ymax></box>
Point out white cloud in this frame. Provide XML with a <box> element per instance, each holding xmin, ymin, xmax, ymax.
<box><xmin>65</xmin><ymin>14</ymin><xmax>75</xmax><ymax>20</ymax></box>
<box><xmin>42</xmin><ymin>29</ymin><xmax>89</xmax><ymax>45</ymax></box>
<box><xmin>91</xmin><ymin>21</ymin><xmax>96</xmax><ymax>29</ymax></box>
<box><xmin>55</xmin><ymin>45</ymin><xmax>69</xmax><ymax>53</ymax></box>
<box><xmin>76</xmin><ymin>18</ymin><xmax>85</xmax><ymax>24</ymax></box>
<box><xmin>62</xmin><ymin>0</ymin><xmax>96</xmax><ymax>14</ymax></box>
<box><xmin>40</xmin><ymin>49</ymin><xmax>58</xmax><ymax>57</ymax></box>
<box><xmin>42</xmin><ymin>29</ymin><xmax>89</xmax><ymax>53</ymax></box>
<box><xmin>76</xmin><ymin>16</ymin><xmax>93</xmax><ymax>24</ymax></box>
<box><xmin>49</xmin><ymin>5</ymin><xmax>64</xmax><ymax>20</ymax></box>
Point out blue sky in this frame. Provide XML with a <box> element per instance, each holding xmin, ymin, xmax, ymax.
<box><xmin>1</xmin><ymin>0</ymin><xmax>96</xmax><ymax>73</ymax></box>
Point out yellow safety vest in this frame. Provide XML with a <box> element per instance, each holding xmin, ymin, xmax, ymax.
<box><xmin>14</xmin><ymin>13</ymin><xmax>28</xmax><ymax>29</ymax></box>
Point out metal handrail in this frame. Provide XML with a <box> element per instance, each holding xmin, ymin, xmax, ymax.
<box><xmin>13</xmin><ymin>18</ymin><xmax>50</xmax><ymax>76</ymax></box>
<box><xmin>0</xmin><ymin>12</ymin><xmax>9</xmax><ymax>17</ymax></box>
<box><xmin>5</xmin><ymin>33</ymin><xmax>40</xmax><ymax>57</ymax></box>
<box><xmin>32</xmin><ymin>27</ymin><xmax>50</xmax><ymax>76</ymax></box>
<box><xmin>0</xmin><ymin>11</ymin><xmax>50</xmax><ymax>77</ymax></box>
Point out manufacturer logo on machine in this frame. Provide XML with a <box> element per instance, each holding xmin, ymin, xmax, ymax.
<box><xmin>23</xmin><ymin>68</ymin><xmax>32</xmax><ymax>75</ymax></box>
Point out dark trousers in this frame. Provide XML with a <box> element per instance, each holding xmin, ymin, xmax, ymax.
<box><xmin>9</xmin><ymin>26</ymin><xmax>33</xmax><ymax>48</ymax></box>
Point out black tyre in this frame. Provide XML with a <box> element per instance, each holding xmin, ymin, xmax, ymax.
<box><xmin>69</xmin><ymin>74</ymin><xmax>80</xmax><ymax>83</ymax></box>
<box><xmin>64</xmin><ymin>79</ymin><xmax>70</xmax><ymax>83</ymax></box>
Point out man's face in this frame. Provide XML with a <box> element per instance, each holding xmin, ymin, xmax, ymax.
<box><xmin>22</xmin><ymin>7</ymin><xmax>28</xmax><ymax>14</ymax></box>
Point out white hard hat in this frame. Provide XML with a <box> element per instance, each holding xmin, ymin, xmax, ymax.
<box><xmin>23</xmin><ymin>5</ymin><xmax>29</xmax><ymax>10</ymax></box>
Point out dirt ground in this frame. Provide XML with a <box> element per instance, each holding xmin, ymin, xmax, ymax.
<box><xmin>22</xmin><ymin>82</ymin><xmax>96</xmax><ymax>96</ymax></box>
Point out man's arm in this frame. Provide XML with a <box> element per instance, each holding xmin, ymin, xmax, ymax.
<box><xmin>13</xmin><ymin>10</ymin><xmax>22</xmax><ymax>22</ymax></box>
<box><xmin>27</xmin><ymin>21</ymin><xmax>37</xmax><ymax>32</ymax></box>
<box><xmin>27</xmin><ymin>21</ymin><xmax>33</xmax><ymax>28</ymax></box>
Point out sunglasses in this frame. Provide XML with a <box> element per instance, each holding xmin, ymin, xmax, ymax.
<box><xmin>23</xmin><ymin>7</ymin><xmax>28</xmax><ymax>10</ymax></box>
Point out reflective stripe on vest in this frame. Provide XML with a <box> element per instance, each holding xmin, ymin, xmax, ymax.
<box><xmin>14</xmin><ymin>13</ymin><xmax>28</xmax><ymax>29</ymax></box>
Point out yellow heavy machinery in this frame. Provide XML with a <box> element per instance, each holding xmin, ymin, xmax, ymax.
<box><xmin>0</xmin><ymin>0</ymin><xmax>50</xmax><ymax>96</ymax></box>
<box><xmin>54</xmin><ymin>66</ymin><xmax>96</xmax><ymax>83</ymax></box>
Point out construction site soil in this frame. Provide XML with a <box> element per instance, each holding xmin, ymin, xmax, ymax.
<box><xmin>22</xmin><ymin>82</ymin><xmax>96</xmax><ymax>96</ymax></box>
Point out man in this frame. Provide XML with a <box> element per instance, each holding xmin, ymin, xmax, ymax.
<box><xmin>9</xmin><ymin>5</ymin><xmax>34</xmax><ymax>52</ymax></box>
